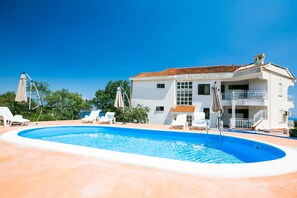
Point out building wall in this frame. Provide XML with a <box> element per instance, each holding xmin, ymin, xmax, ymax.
<box><xmin>191</xmin><ymin>80</ymin><xmax>220</xmax><ymax>128</ymax></box>
<box><xmin>263</xmin><ymin>70</ymin><xmax>295</xmax><ymax>129</ymax></box>
<box><xmin>131</xmin><ymin>79</ymin><xmax>175</xmax><ymax>125</ymax></box>
<box><xmin>248</xmin><ymin>79</ymin><xmax>267</xmax><ymax>90</ymax></box>
<box><xmin>131</xmin><ymin>65</ymin><xmax>295</xmax><ymax>129</ymax></box>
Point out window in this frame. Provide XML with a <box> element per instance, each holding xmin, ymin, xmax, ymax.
<box><xmin>187</xmin><ymin>115</ymin><xmax>192</xmax><ymax>127</ymax></box>
<box><xmin>203</xmin><ymin>108</ymin><xmax>210</xmax><ymax>119</ymax></box>
<box><xmin>228</xmin><ymin>109</ymin><xmax>249</xmax><ymax>118</ymax></box>
<box><xmin>177</xmin><ymin>82</ymin><xmax>192</xmax><ymax>105</ymax></box>
<box><xmin>198</xmin><ymin>84</ymin><xmax>210</xmax><ymax>95</ymax></box>
<box><xmin>156</xmin><ymin>106</ymin><xmax>164</xmax><ymax>112</ymax></box>
<box><xmin>279</xmin><ymin>83</ymin><xmax>282</xmax><ymax>97</ymax></box>
<box><xmin>157</xmin><ymin>83</ymin><xmax>165</xmax><ymax>88</ymax></box>
<box><xmin>228</xmin><ymin>84</ymin><xmax>249</xmax><ymax>90</ymax></box>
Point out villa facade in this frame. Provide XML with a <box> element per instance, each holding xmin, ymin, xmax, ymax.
<box><xmin>130</xmin><ymin>54</ymin><xmax>295</xmax><ymax>130</ymax></box>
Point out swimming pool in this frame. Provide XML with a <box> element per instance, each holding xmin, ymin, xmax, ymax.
<box><xmin>18</xmin><ymin>126</ymin><xmax>284</xmax><ymax>164</ymax></box>
<box><xmin>2</xmin><ymin>125</ymin><xmax>297</xmax><ymax>178</ymax></box>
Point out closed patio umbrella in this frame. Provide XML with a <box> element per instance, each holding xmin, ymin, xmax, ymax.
<box><xmin>15</xmin><ymin>72</ymin><xmax>43</xmax><ymax>121</ymax></box>
<box><xmin>114</xmin><ymin>87</ymin><xmax>124</xmax><ymax>109</ymax></box>
<box><xmin>212</xmin><ymin>82</ymin><xmax>224</xmax><ymax>130</ymax></box>
<box><xmin>114</xmin><ymin>87</ymin><xmax>125</xmax><ymax>123</ymax></box>
<box><xmin>15</xmin><ymin>73</ymin><xmax>27</xmax><ymax>103</ymax></box>
<box><xmin>212</xmin><ymin>82</ymin><xmax>223</xmax><ymax>114</ymax></box>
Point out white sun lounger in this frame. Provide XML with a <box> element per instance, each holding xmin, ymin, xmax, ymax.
<box><xmin>170</xmin><ymin>114</ymin><xmax>187</xmax><ymax>129</ymax></box>
<box><xmin>192</xmin><ymin>112</ymin><xmax>207</xmax><ymax>130</ymax></box>
<box><xmin>0</xmin><ymin>107</ymin><xmax>30</xmax><ymax>127</ymax></box>
<box><xmin>98</xmin><ymin>112</ymin><xmax>115</xmax><ymax>124</ymax></box>
<box><xmin>81</xmin><ymin>110</ymin><xmax>100</xmax><ymax>123</ymax></box>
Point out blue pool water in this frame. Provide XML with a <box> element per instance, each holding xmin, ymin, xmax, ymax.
<box><xmin>18</xmin><ymin>126</ymin><xmax>286</xmax><ymax>164</ymax></box>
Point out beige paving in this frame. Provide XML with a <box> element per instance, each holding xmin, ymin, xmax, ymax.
<box><xmin>0</xmin><ymin>120</ymin><xmax>297</xmax><ymax>197</ymax></box>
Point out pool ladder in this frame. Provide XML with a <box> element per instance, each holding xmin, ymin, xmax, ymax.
<box><xmin>205</xmin><ymin>121</ymin><xmax>210</xmax><ymax>145</ymax></box>
<box><xmin>205</xmin><ymin>120</ymin><xmax>223</xmax><ymax>145</ymax></box>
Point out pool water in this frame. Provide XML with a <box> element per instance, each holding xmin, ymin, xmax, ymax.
<box><xmin>18</xmin><ymin>126</ymin><xmax>285</xmax><ymax>164</ymax></box>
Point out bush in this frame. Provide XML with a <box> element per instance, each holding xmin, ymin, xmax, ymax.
<box><xmin>294</xmin><ymin>120</ymin><xmax>297</xmax><ymax>130</ymax></box>
<box><xmin>117</xmin><ymin>104</ymin><xmax>150</xmax><ymax>123</ymax></box>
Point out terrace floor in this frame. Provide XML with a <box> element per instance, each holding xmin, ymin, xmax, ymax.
<box><xmin>1</xmin><ymin>120</ymin><xmax>297</xmax><ymax>198</ymax></box>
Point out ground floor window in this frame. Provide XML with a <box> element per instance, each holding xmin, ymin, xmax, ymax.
<box><xmin>203</xmin><ymin>108</ymin><xmax>210</xmax><ymax>119</ymax></box>
<box><xmin>156</xmin><ymin>106</ymin><xmax>164</xmax><ymax>112</ymax></box>
<box><xmin>187</xmin><ymin>115</ymin><xmax>192</xmax><ymax>127</ymax></box>
<box><xmin>228</xmin><ymin>109</ymin><xmax>249</xmax><ymax>119</ymax></box>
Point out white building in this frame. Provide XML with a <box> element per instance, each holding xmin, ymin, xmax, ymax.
<box><xmin>130</xmin><ymin>54</ymin><xmax>295</xmax><ymax>130</ymax></box>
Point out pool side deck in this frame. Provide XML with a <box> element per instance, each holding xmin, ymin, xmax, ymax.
<box><xmin>1</xmin><ymin>120</ymin><xmax>297</xmax><ymax>198</ymax></box>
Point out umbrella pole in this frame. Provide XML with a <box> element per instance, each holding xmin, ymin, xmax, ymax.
<box><xmin>122</xmin><ymin>91</ymin><xmax>125</xmax><ymax>124</ymax></box>
<box><xmin>23</xmin><ymin>72</ymin><xmax>42</xmax><ymax>121</ymax></box>
<box><xmin>28</xmin><ymin>80</ymin><xmax>33</xmax><ymax>119</ymax></box>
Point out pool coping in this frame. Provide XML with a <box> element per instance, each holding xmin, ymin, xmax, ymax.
<box><xmin>2</xmin><ymin>124</ymin><xmax>297</xmax><ymax>178</ymax></box>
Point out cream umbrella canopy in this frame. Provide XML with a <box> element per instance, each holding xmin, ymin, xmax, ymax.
<box><xmin>212</xmin><ymin>82</ymin><xmax>223</xmax><ymax>114</ymax></box>
<box><xmin>114</xmin><ymin>87</ymin><xmax>124</xmax><ymax>123</ymax></box>
<box><xmin>212</xmin><ymin>82</ymin><xmax>224</xmax><ymax>130</ymax></box>
<box><xmin>114</xmin><ymin>87</ymin><xmax>124</xmax><ymax>109</ymax></box>
<box><xmin>15</xmin><ymin>72</ymin><xmax>43</xmax><ymax>121</ymax></box>
<box><xmin>15</xmin><ymin>73</ymin><xmax>27</xmax><ymax>103</ymax></box>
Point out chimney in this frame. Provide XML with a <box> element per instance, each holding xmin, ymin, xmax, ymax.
<box><xmin>254</xmin><ymin>53</ymin><xmax>265</xmax><ymax>66</ymax></box>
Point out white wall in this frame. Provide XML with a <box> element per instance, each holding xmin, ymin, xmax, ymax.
<box><xmin>131</xmin><ymin>65</ymin><xmax>295</xmax><ymax>129</ymax></box>
<box><xmin>263</xmin><ymin>70</ymin><xmax>295</xmax><ymax>129</ymax></box>
<box><xmin>192</xmin><ymin>80</ymin><xmax>221</xmax><ymax>128</ymax></box>
<box><xmin>131</xmin><ymin>79</ymin><xmax>175</xmax><ymax>125</ymax></box>
<box><xmin>248</xmin><ymin>79</ymin><xmax>267</xmax><ymax>90</ymax></box>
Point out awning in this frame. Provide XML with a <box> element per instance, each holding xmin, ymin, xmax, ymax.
<box><xmin>170</xmin><ymin>105</ymin><xmax>196</xmax><ymax>115</ymax></box>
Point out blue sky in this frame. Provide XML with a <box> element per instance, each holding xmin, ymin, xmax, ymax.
<box><xmin>0</xmin><ymin>0</ymin><xmax>297</xmax><ymax>116</ymax></box>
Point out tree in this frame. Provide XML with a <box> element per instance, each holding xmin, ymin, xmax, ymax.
<box><xmin>26</xmin><ymin>81</ymin><xmax>51</xmax><ymax>121</ymax></box>
<box><xmin>46</xmin><ymin>89</ymin><xmax>92</xmax><ymax>120</ymax></box>
<box><xmin>92</xmin><ymin>80</ymin><xmax>150</xmax><ymax>123</ymax></box>
<box><xmin>0</xmin><ymin>92</ymin><xmax>28</xmax><ymax>117</ymax></box>
<box><xmin>294</xmin><ymin>120</ymin><xmax>297</xmax><ymax>130</ymax></box>
<box><xmin>124</xmin><ymin>104</ymin><xmax>150</xmax><ymax>123</ymax></box>
<box><xmin>92</xmin><ymin>80</ymin><xmax>130</xmax><ymax>113</ymax></box>
<box><xmin>1</xmin><ymin>82</ymin><xmax>92</xmax><ymax>122</ymax></box>
<box><xmin>31</xmin><ymin>81</ymin><xmax>51</xmax><ymax>106</ymax></box>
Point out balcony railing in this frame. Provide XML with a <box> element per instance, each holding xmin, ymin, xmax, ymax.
<box><xmin>230</xmin><ymin>110</ymin><xmax>267</xmax><ymax>129</ymax></box>
<box><xmin>235</xmin><ymin>119</ymin><xmax>254</xmax><ymax>128</ymax></box>
<box><xmin>222</xmin><ymin>90</ymin><xmax>267</xmax><ymax>100</ymax></box>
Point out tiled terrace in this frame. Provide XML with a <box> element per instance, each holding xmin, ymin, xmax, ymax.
<box><xmin>1</xmin><ymin>120</ymin><xmax>297</xmax><ymax>197</ymax></box>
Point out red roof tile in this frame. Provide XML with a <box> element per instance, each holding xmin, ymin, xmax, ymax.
<box><xmin>134</xmin><ymin>65</ymin><xmax>241</xmax><ymax>78</ymax></box>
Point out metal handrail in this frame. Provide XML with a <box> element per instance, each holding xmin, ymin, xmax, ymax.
<box><xmin>222</xmin><ymin>90</ymin><xmax>267</xmax><ymax>100</ymax></box>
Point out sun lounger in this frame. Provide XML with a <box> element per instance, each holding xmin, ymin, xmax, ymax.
<box><xmin>192</xmin><ymin>112</ymin><xmax>207</xmax><ymax>130</ymax></box>
<box><xmin>98</xmin><ymin>112</ymin><xmax>115</xmax><ymax>124</ymax></box>
<box><xmin>0</xmin><ymin>107</ymin><xmax>30</xmax><ymax>127</ymax></box>
<box><xmin>81</xmin><ymin>110</ymin><xmax>100</xmax><ymax>123</ymax></box>
<box><xmin>170</xmin><ymin>114</ymin><xmax>187</xmax><ymax>129</ymax></box>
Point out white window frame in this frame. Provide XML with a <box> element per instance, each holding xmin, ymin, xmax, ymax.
<box><xmin>176</xmin><ymin>82</ymin><xmax>193</xmax><ymax>105</ymax></box>
<box><xmin>157</xmin><ymin>83</ymin><xmax>165</xmax><ymax>89</ymax></box>
<box><xmin>156</xmin><ymin>106</ymin><xmax>164</xmax><ymax>112</ymax></box>
<box><xmin>278</xmin><ymin>83</ymin><xmax>283</xmax><ymax>97</ymax></box>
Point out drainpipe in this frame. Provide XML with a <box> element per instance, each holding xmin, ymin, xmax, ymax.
<box><xmin>173</xmin><ymin>76</ymin><xmax>177</xmax><ymax>105</ymax></box>
<box><xmin>172</xmin><ymin>76</ymin><xmax>177</xmax><ymax>123</ymax></box>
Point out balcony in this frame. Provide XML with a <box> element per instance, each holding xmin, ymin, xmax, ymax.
<box><xmin>222</xmin><ymin>90</ymin><xmax>267</xmax><ymax>100</ymax></box>
<box><xmin>222</xmin><ymin>90</ymin><xmax>268</xmax><ymax>106</ymax></box>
